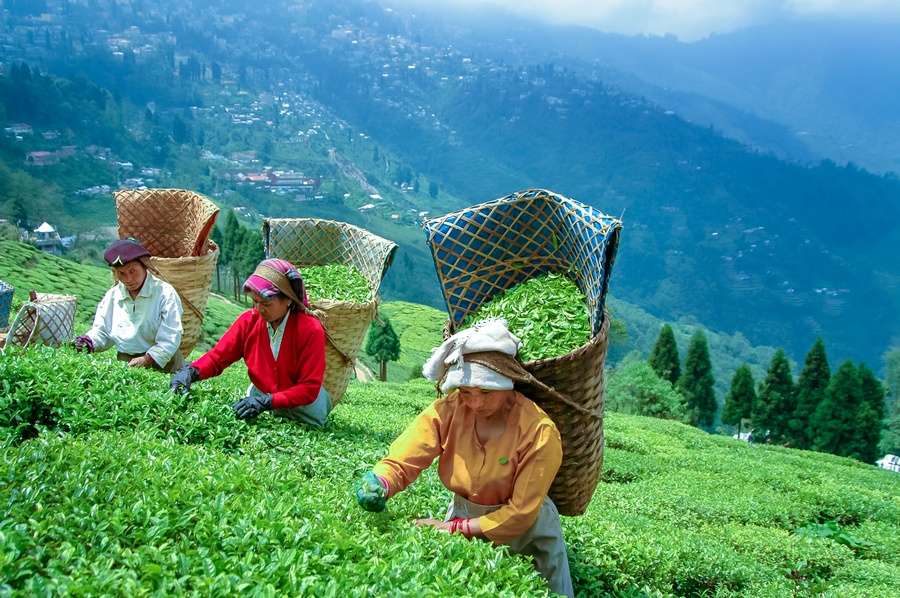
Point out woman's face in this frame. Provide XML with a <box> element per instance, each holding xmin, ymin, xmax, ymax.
<box><xmin>457</xmin><ymin>386</ymin><xmax>513</xmax><ymax>416</ymax></box>
<box><xmin>112</xmin><ymin>261</ymin><xmax>147</xmax><ymax>294</ymax></box>
<box><xmin>251</xmin><ymin>291</ymin><xmax>292</xmax><ymax>323</ymax></box>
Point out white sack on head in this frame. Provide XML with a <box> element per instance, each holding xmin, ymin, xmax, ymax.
<box><xmin>423</xmin><ymin>318</ymin><xmax>522</xmax><ymax>388</ymax></box>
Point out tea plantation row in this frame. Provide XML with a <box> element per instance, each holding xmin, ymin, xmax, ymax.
<box><xmin>1</xmin><ymin>348</ymin><xmax>898</xmax><ymax>596</ymax></box>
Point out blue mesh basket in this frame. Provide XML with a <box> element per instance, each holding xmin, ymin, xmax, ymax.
<box><xmin>0</xmin><ymin>280</ymin><xmax>13</xmax><ymax>330</ymax></box>
<box><xmin>423</xmin><ymin>189</ymin><xmax>623</xmax><ymax>516</ymax></box>
<box><xmin>423</xmin><ymin>189</ymin><xmax>622</xmax><ymax>337</ymax></box>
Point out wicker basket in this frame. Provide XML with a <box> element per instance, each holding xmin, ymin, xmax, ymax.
<box><xmin>114</xmin><ymin>188</ymin><xmax>220</xmax><ymax>357</ymax></box>
<box><xmin>263</xmin><ymin>218</ymin><xmax>397</xmax><ymax>404</ymax></box>
<box><xmin>6</xmin><ymin>293</ymin><xmax>77</xmax><ymax>348</ymax></box>
<box><xmin>424</xmin><ymin>189</ymin><xmax>622</xmax><ymax>516</ymax></box>
<box><xmin>0</xmin><ymin>280</ymin><xmax>13</xmax><ymax>330</ymax></box>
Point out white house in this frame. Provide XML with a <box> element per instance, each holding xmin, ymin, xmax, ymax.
<box><xmin>876</xmin><ymin>454</ymin><xmax>900</xmax><ymax>473</ymax></box>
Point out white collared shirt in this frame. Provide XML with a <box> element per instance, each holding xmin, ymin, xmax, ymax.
<box><xmin>268</xmin><ymin>310</ymin><xmax>289</xmax><ymax>360</ymax></box>
<box><xmin>86</xmin><ymin>272</ymin><xmax>184</xmax><ymax>367</ymax></box>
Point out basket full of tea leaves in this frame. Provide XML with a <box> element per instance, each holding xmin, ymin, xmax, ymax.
<box><xmin>424</xmin><ymin>188</ymin><xmax>622</xmax><ymax>516</ymax></box>
<box><xmin>461</xmin><ymin>274</ymin><xmax>590</xmax><ymax>362</ymax></box>
<box><xmin>263</xmin><ymin>218</ymin><xmax>397</xmax><ymax>404</ymax></box>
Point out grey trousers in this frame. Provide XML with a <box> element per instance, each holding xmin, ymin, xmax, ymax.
<box><xmin>248</xmin><ymin>383</ymin><xmax>332</xmax><ymax>428</ymax></box>
<box><xmin>445</xmin><ymin>494</ymin><xmax>574</xmax><ymax>598</ymax></box>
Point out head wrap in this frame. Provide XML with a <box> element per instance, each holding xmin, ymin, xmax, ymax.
<box><xmin>104</xmin><ymin>238</ymin><xmax>150</xmax><ymax>267</ymax></box>
<box><xmin>243</xmin><ymin>258</ymin><xmax>309</xmax><ymax>308</ymax></box>
<box><xmin>423</xmin><ymin>318</ymin><xmax>521</xmax><ymax>393</ymax></box>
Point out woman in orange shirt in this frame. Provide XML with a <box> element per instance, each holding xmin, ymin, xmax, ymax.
<box><xmin>355</xmin><ymin>319</ymin><xmax>573</xmax><ymax>597</ymax></box>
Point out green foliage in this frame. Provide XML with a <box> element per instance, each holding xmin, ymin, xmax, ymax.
<box><xmin>753</xmin><ymin>349</ymin><xmax>796</xmax><ymax>444</ymax></box>
<box><xmin>1</xmin><ymin>346</ymin><xmax>899</xmax><ymax>596</ymax></box>
<box><xmin>607</xmin><ymin>298</ymin><xmax>776</xmax><ymax>399</ymax></box>
<box><xmin>852</xmin><ymin>365</ymin><xmax>885</xmax><ymax>464</ymax></box>
<box><xmin>794</xmin><ymin>521</ymin><xmax>874</xmax><ymax>556</ymax></box>
<box><xmin>722</xmin><ymin>364</ymin><xmax>756</xmax><ymax>430</ymax></box>
<box><xmin>881</xmin><ymin>387</ymin><xmax>900</xmax><ymax>457</ymax></box>
<box><xmin>885</xmin><ymin>347</ymin><xmax>900</xmax><ymax>406</ymax></box>
<box><xmin>881</xmin><ymin>348</ymin><xmax>900</xmax><ymax>456</ymax></box>
<box><xmin>648</xmin><ymin>324</ymin><xmax>681</xmax><ymax>385</ymax></box>
<box><xmin>358</xmin><ymin>301</ymin><xmax>447</xmax><ymax>382</ymax></box>
<box><xmin>813</xmin><ymin>361</ymin><xmax>862</xmax><ymax>457</ymax></box>
<box><xmin>606</xmin><ymin>359</ymin><xmax>685</xmax><ymax>420</ymax></box>
<box><xmin>302</xmin><ymin>264</ymin><xmax>371</xmax><ymax>303</ymax></box>
<box><xmin>462</xmin><ymin>274</ymin><xmax>590</xmax><ymax>362</ymax></box>
<box><xmin>792</xmin><ymin>338</ymin><xmax>831</xmax><ymax>449</ymax></box>
<box><xmin>678</xmin><ymin>330</ymin><xmax>717</xmax><ymax>428</ymax></box>
<box><xmin>365</xmin><ymin>314</ymin><xmax>401</xmax><ymax>382</ymax></box>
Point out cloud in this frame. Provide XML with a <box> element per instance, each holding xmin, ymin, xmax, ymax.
<box><xmin>396</xmin><ymin>0</ymin><xmax>900</xmax><ymax>40</ymax></box>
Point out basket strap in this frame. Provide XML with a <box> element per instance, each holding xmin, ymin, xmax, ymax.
<box><xmin>463</xmin><ymin>351</ymin><xmax>601</xmax><ymax>419</ymax></box>
<box><xmin>306</xmin><ymin>307</ymin><xmax>352</xmax><ymax>365</ymax></box>
<box><xmin>143</xmin><ymin>263</ymin><xmax>205</xmax><ymax>322</ymax></box>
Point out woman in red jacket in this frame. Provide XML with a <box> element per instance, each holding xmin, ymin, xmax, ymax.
<box><xmin>170</xmin><ymin>258</ymin><xmax>330</xmax><ymax>427</ymax></box>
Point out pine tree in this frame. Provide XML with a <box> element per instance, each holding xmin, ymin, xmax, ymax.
<box><xmin>722</xmin><ymin>365</ymin><xmax>756</xmax><ymax>437</ymax></box>
<box><xmin>238</xmin><ymin>230</ymin><xmax>265</xmax><ymax>282</ymax></box>
<box><xmin>812</xmin><ymin>361</ymin><xmax>861</xmax><ymax>457</ymax></box>
<box><xmin>752</xmin><ymin>350</ymin><xmax>795</xmax><ymax>444</ymax></box>
<box><xmin>649</xmin><ymin>324</ymin><xmax>680</xmax><ymax>385</ymax></box>
<box><xmin>677</xmin><ymin>330</ymin><xmax>716</xmax><ymax>428</ymax></box>
<box><xmin>791</xmin><ymin>338</ymin><xmax>831</xmax><ymax>449</ymax></box>
<box><xmin>210</xmin><ymin>225</ymin><xmax>224</xmax><ymax>292</ymax></box>
<box><xmin>365</xmin><ymin>315</ymin><xmax>401</xmax><ymax>382</ymax></box>
<box><xmin>852</xmin><ymin>364</ymin><xmax>885</xmax><ymax>463</ymax></box>
<box><xmin>221</xmin><ymin>210</ymin><xmax>241</xmax><ymax>267</ymax></box>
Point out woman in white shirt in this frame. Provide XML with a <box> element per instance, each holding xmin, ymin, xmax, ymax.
<box><xmin>74</xmin><ymin>238</ymin><xmax>184</xmax><ymax>373</ymax></box>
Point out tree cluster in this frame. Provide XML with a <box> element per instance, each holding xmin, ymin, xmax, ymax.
<box><xmin>649</xmin><ymin>325</ymin><xmax>716</xmax><ymax>429</ymax></box>
<box><xmin>211</xmin><ymin>210</ymin><xmax>265</xmax><ymax>302</ymax></box>
<box><xmin>721</xmin><ymin>337</ymin><xmax>887</xmax><ymax>462</ymax></box>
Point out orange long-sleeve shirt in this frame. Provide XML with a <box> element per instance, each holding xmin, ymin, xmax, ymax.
<box><xmin>373</xmin><ymin>391</ymin><xmax>563</xmax><ymax>544</ymax></box>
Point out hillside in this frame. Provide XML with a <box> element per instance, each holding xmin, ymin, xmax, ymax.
<box><xmin>1</xmin><ymin>346</ymin><xmax>898</xmax><ymax>596</ymax></box>
<box><xmin>2</xmin><ymin>0</ymin><xmax>898</xmax><ymax>367</ymax></box>
<box><xmin>0</xmin><ymin>242</ymin><xmax>778</xmax><ymax>400</ymax></box>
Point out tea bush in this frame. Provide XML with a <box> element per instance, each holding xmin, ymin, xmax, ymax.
<box><xmin>1</xmin><ymin>347</ymin><xmax>899</xmax><ymax>596</ymax></box>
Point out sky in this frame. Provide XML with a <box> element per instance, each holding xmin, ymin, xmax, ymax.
<box><xmin>398</xmin><ymin>0</ymin><xmax>900</xmax><ymax>41</ymax></box>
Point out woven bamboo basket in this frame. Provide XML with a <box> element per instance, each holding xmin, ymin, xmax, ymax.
<box><xmin>263</xmin><ymin>218</ymin><xmax>397</xmax><ymax>404</ymax></box>
<box><xmin>114</xmin><ymin>188</ymin><xmax>220</xmax><ymax>357</ymax></box>
<box><xmin>0</xmin><ymin>280</ymin><xmax>13</xmax><ymax>330</ymax></box>
<box><xmin>6</xmin><ymin>293</ymin><xmax>77</xmax><ymax>348</ymax></box>
<box><xmin>424</xmin><ymin>189</ymin><xmax>622</xmax><ymax>516</ymax></box>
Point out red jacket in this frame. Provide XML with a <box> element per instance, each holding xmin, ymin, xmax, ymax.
<box><xmin>192</xmin><ymin>309</ymin><xmax>326</xmax><ymax>409</ymax></box>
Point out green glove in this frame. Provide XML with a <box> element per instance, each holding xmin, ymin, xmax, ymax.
<box><xmin>355</xmin><ymin>471</ymin><xmax>387</xmax><ymax>512</ymax></box>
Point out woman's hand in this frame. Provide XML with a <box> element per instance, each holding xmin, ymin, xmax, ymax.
<box><xmin>128</xmin><ymin>354</ymin><xmax>155</xmax><ymax>368</ymax></box>
<box><xmin>413</xmin><ymin>518</ymin><xmax>451</xmax><ymax>533</ymax></box>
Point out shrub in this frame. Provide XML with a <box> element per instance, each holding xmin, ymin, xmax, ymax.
<box><xmin>606</xmin><ymin>360</ymin><xmax>686</xmax><ymax>421</ymax></box>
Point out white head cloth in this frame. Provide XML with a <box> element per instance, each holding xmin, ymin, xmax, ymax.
<box><xmin>422</xmin><ymin>318</ymin><xmax>522</xmax><ymax>393</ymax></box>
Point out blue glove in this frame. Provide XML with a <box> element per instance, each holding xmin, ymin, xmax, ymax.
<box><xmin>170</xmin><ymin>365</ymin><xmax>199</xmax><ymax>396</ymax></box>
<box><xmin>232</xmin><ymin>394</ymin><xmax>273</xmax><ymax>419</ymax></box>
<box><xmin>355</xmin><ymin>471</ymin><xmax>387</xmax><ymax>512</ymax></box>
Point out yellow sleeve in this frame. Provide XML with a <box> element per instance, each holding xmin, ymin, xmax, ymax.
<box><xmin>479</xmin><ymin>421</ymin><xmax>563</xmax><ymax>544</ymax></box>
<box><xmin>372</xmin><ymin>398</ymin><xmax>448</xmax><ymax>497</ymax></box>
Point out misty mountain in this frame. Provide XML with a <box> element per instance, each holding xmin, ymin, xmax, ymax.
<box><xmin>398</xmin><ymin>7</ymin><xmax>900</xmax><ymax>174</ymax></box>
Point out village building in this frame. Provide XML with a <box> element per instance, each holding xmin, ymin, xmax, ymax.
<box><xmin>32</xmin><ymin>222</ymin><xmax>64</xmax><ymax>255</ymax></box>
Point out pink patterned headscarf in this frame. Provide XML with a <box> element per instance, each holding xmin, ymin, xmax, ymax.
<box><xmin>243</xmin><ymin>258</ymin><xmax>310</xmax><ymax>307</ymax></box>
